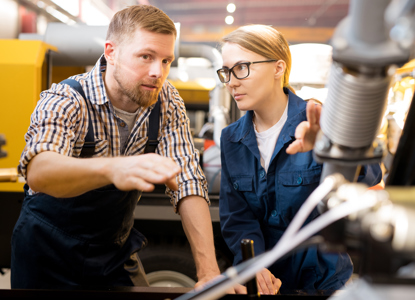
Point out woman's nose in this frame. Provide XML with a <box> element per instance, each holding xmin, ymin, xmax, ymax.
<box><xmin>227</xmin><ymin>73</ymin><xmax>240</xmax><ymax>87</ymax></box>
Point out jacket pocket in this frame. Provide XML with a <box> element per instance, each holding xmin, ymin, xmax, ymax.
<box><xmin>279</xmin><ymin>168</ymin><xmax>321</xmax><ymax>186</ymax></box>
<box><xmin>277</xmin><ymin>166</ymin><xmax>322</xmax><ymax>225</ymax></box>
<box><xmin>230</xmin><ymin>175</ymin><xmax>263</xmax><ymax>218</ymax></box>
<box><xmin>230</xmin><ymin>175</ymin><xmax>253</xmax><ymax>192</ymax></box>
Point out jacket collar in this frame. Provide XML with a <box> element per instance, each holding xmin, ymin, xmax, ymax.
<box><xmin>228</xmin><ymin>88</ymin><xmax>307</xmax><ymax>144</ymax></box>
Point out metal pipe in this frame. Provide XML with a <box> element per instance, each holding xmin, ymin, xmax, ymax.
<box><xmin>179</xmin><ymin>43</ymin><xmax>231</xmax><ymax>147</ymax></box>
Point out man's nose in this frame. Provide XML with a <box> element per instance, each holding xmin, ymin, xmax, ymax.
<box><xmin>149</xmin><ymin>61</ymin><xmax>163</xmax><ymax>78</ymax></box>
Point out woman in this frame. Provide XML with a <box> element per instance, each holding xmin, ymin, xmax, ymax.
<box><xmin>217</xmin><ymin>25</ymin><xmax>382</xmax><ymax>295</ymax></box>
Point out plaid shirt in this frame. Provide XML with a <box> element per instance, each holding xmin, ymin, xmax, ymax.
<box><xmin>19</xmin><ymin>55</ymin><xmax>209</xmax><ymax>211</ymax></box>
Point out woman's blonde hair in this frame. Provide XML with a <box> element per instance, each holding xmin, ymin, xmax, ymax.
<box><xmin>107</xmin><ymin>5</ymin><xmax>177</xmax><ymax>45</ymax></box>
<box><xmin>221</xmin><ymin>24</ymin><xmax>294</xmax><ymax>93</ymax></box>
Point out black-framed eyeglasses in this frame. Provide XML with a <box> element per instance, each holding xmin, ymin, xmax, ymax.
<box><xmin>216</xmin><ymin>60</ymin><xmax>277</xmax><ymax>83</ymax></box>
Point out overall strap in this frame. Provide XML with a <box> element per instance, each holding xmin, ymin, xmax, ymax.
<box><xmin>60</xmin><ymin>79</ymin><xmax>95</xmax><ymax>158</ymax></box>
<box><xmin>144</xmin><ymin>95</ymin><xmax>161</xmax><ymax>154</ymax></box>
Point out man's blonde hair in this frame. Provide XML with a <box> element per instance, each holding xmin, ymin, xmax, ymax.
<box><xmin>221</xmin><ymin>25</ymin><xmax>293</xmax><ymax>91</ymax></box>
<box><xmin>106</xmin><ymin>5</ymin><xmax>177</xmax><ymax>45</ymax></box>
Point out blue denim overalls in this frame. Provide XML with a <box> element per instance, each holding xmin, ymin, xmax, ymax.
<box><xmin>11</xmin><ymin>79</ymin><xmax>160</xmax><ymax>288</ymax></box>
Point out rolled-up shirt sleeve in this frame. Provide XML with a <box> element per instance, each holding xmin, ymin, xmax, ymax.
<box><xmin>18</xmin><ymin>84</ymin><xmax>86</xmax><ymax>179</ymax></box>
<box><xmin>158</xmin><ymin>82</ymin><xmax>209</xmax><ymax>212</ymax></box>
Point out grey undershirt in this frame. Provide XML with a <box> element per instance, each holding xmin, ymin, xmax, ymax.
<box><xmin>113</xmin><ymin>106</ymin><xmax>139</xmax><ymax>154</ymax></box>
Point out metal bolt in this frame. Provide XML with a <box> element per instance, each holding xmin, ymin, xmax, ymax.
<box><xmin>315</xmin><ymin>139</ymin><xmax>331</xmax><ymax>152</ymax></box>
<box><xmin>332</xmin><ymin>37</ymin><xmax>348</xmax><ymax>51</ymax></box>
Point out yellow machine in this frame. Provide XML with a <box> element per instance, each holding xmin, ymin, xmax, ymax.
<box><xmin>0</xmin><ymin>40</ymin><xmax>56</xmax><ymax>192</ymax></box>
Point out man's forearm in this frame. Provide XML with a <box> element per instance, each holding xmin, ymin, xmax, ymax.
<box><xmin>26</xmin><ymin>151</ymin><xmax>112</xmax><ymax>198</ymax></box>
<box><xmin>178</xmin><ymin>195</ymin><xmax>220</xmax><ymax>283</ymax></box>
<box><xmin>26</xmin><ymin>151</ymin><xmax>181</xmax><ymax>198</ymax></box>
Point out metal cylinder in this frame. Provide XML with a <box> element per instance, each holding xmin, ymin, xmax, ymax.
<box><xmin>240</xmin><ymin>239</ymin><xmax>259</xmax><ymax>298</ymax></box>
<box><xmin>179</xmin><ymin>43</ymin><xmax>231</xmax><ymax>147</ymax></box>
<box><xmin>0</xmin><ymin>168</ymin><xmax>18</xmax><ymax>182</ymax></box>
<box><xmin>349</xmin><ymin>0</ymin><xmax>390</xmax><ymax>45</ymax></box>
<box><xmin>320</xmin><ymin>63</ymin><xmax>390</xmax><ymax>148</ymax></box>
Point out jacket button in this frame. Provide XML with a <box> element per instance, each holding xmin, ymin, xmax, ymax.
<box><xmin>271</xmin><ymin>210</ymin><xmax>277</xmax><ymax>217</ymax></box>
<box><xmin>297</xmin><ymin>176</ymin><xmax>303</xmax><ymax>185</ymax></box>
<box><xmin>233</xmin><ymin>183</ymin><xmax>239</xmax><ymax>190</ymax></box>
<box><xmin>260</xmin><ymin>170</ymin><xmax>265</xmax><ymax>178</ymax></box>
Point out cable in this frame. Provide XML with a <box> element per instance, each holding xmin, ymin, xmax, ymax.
<box><xmin>175</xmin><ymin>184</ymin><xmax>378</xmax><ymax>300</ymax></box>
<box><xmin>174</xmin><ymin>237</ymin><xmax>325</xmax><ymax>300</ymax></box>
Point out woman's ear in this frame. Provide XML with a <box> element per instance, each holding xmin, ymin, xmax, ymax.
<box><xmin>274</xmin><ymin>60</ymin><xmax>286</xmax><ymax>79</ymax></box>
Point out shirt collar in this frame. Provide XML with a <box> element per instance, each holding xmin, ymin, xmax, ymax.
<box><xmin>86</xmin><ymin>54</ymin><xmax>110</xmax><ymax>106</ymax></box>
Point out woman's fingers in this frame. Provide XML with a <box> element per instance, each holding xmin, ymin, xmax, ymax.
<box><xmin>272</xmin><ymin>277</ymin><xmax>282</xmax><ymax>293</ymax></box>
<box><xmin>256</xmin><ymin>268</ymin><xmax>280</xmax><ymax>295</ymax></box>
<box><xmin>286</xmin><ymin>101</ymin><xmax>322</xmax><ymax>155</ymax></box>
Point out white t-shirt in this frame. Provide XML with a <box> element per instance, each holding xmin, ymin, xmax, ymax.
<box><xmin>254</xmin><ymin>102</ymin><xmax>288</xmax><ymax>172</ymax></box>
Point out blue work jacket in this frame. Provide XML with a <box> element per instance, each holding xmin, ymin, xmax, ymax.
<box><xmin>219</xmin><ymin>89</ymin><xmax>382</xmax><ymax>292</ymax></box>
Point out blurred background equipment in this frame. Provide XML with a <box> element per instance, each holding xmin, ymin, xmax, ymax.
<box><xmin>0</xmin><ymin>135</ymin><xmax>18</xmax><ymax>183</ymax></box>
<box><xmin>384</xmin><ymin>59</ymin><xmax>415</xmax><ymax>186</ymax></box>
<box><xmin>0</xmin><ymin>134</ymin><xmax>6</xmax><ymax>159</ymax></box>
<box><xmin>289</xmin><ymin>43</ymin><xmax>332</xmax><ymax>103</ymax></box>
<box><xmin>0</xmin><ymin>134</ymin><xmax>22</xmax><ymax>280</ymax></box>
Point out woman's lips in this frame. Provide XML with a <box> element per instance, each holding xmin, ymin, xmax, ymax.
<box><xmin>233</xmin><ymin>93</ymin><xmax>245</xmax><ymax>100</ymax></box>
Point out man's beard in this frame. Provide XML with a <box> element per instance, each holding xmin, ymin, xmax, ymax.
<box><xmin>114</xmin><ymin>68</ymin><xmax>161</xmax><ymax>108</ymax></box>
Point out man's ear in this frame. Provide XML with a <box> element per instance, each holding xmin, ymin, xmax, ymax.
<box><xmin>104</xmin><ymin>40</ymin><xmax>116</xmax><ymax>65</ymax></box>
<box><xmin>274</xmin><ymin>60</ymin><xmax>286</xmax><ymax>79</ymax></box>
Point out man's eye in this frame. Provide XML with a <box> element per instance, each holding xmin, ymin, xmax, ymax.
<box><xmin>142</xmin><ymin>55</ymin><xmax>150</xmax><ymax>60</ymax></box>
<box><xmin>162</xmin><ymin>59</ymin><xmax>171</xmax><ymax>64</ymax></box>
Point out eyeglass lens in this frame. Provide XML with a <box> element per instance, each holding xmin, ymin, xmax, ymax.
<box><xmin>219</xmin><ymin>63</ymin><xmax>249</xmax><ymax>83</ymax></box>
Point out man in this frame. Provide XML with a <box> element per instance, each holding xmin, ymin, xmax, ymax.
<box><xmin>11</xmin><ymin>5</ymin><xmax>224</xmax><ymax>290</ymax></box>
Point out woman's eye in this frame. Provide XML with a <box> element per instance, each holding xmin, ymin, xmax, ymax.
<box><xmin>235</xmin><ymin>64</ymin><xmax>245</xmax><ymax>72</ymax></box>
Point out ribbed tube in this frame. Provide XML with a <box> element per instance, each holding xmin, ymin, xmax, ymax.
<box><xmin>320</xmin><ymin>64</ymin><xmax>390</xmax><ymax>148</ymax></box>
